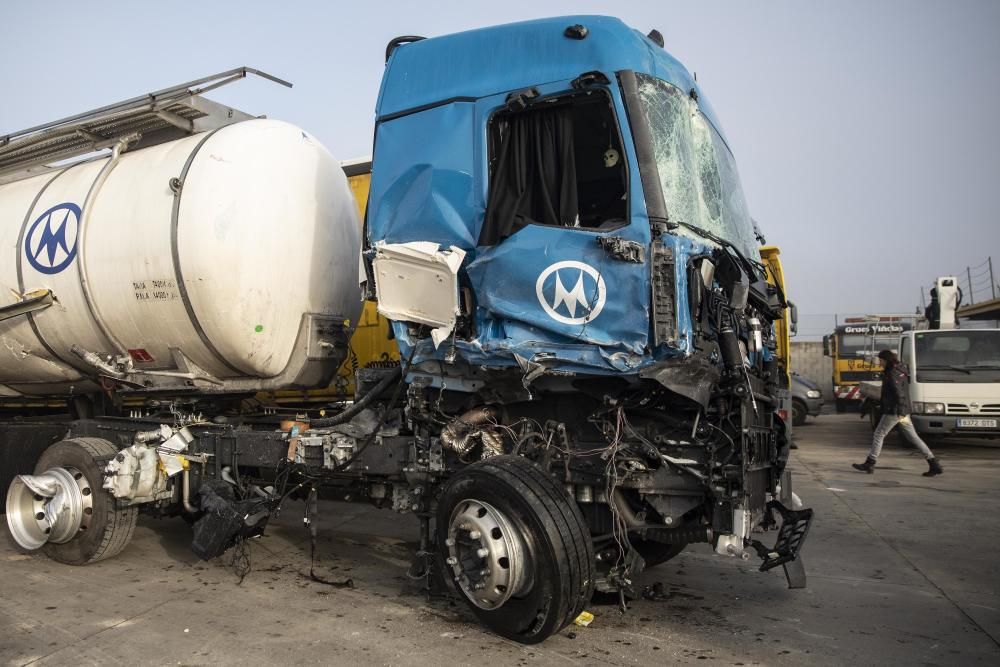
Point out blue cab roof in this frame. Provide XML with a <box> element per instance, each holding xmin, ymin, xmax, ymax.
<box><xmin>377</xmin><ymin>15</ymin><xmax>724</xmax><ymax>138</ymax></box>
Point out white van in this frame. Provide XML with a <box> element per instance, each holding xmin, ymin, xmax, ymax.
<box><xmin>900</xmin><ymin>329</ymin><xmax>1000</xmax><ymax>438</ymax></box>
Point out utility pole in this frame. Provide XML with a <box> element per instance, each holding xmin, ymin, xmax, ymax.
<box><xmin>967</xmin><ymin>266</ymin><xmax>974</xmax><ymax>304</ymax></box>
<box><xmin>990</xmin><ymin>256</ymin><xmax>996</xmax><ymax>300</ymax></box>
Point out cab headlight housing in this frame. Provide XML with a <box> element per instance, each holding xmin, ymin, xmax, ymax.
<box><xmin>915</xmin><ymin>402</ymin><xmax>944</xmax><ymax>414</ymax></box>
<box><xmin>806</xmin><ymin>390</ymin><xmax>821</xmax><ymax>399</ymax></box>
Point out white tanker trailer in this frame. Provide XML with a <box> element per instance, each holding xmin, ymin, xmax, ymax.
<box><xmin>0</xmin><ymin>116</ymin><xmax>360</xmax><ymax>400</ymax></box>
<box><xmin>2</xmin><ymin>21</ymin><xmax>813</xmax><ymax>646</ymax></box>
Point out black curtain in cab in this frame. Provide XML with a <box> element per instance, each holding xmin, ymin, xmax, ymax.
<box><xmin>478</xmin><ymin>105</ymin><xmax>579</xmax><ymax>246</ymax></box>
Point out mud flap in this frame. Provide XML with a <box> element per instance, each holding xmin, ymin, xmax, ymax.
<box><xmin>782</xmin><ymin>548</ymin><xmax>807</xmax><ymax>589</ymax></box>
<box><xmin>777</xmin><ymin>468</ymin><xmax>808</xmax><ymax>588</ymax></box>
<box><xmin>751</xmin><ymin>500</ymin><xmax>813</xmax><ymax>588</ymax></box>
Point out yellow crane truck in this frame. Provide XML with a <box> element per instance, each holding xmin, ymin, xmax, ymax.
<box><xmin>824</xmin><ymin>318</ymin><xmax>911</xmax><ymax>412</ymax></box>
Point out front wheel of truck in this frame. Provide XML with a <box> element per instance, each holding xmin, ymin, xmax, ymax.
<box><xmin>437</xmin><ymin>455</ymin><xmax>594</xmax><ymax>644</ymax></box>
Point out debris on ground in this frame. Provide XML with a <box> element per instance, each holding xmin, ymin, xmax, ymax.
<box><xmin>642</xmin><ymin>582</ymin><xmax>670</xmax><ymax>601</ymax></box>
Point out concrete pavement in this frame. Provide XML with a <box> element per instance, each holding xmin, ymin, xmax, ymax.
<box><xmin>1</xmin><ymin>414</ymin><xmax>998</xmax><ymax>666</ymax></box>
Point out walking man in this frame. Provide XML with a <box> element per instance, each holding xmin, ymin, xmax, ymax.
<box><xmin>924</xmin><ymin>288</ymin><xmax>941</xmax><ymax>330</ymax></box>
<box><xmin>853</xmin><ymin>349</ymin><xmax>943</xmax><ymax>476</ymax></box>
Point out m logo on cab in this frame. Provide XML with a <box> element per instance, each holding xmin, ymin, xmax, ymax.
<box><xmin>535</xmin><ymin>261</ymin><xmax>606</xmax><ymax>325</ymax></box>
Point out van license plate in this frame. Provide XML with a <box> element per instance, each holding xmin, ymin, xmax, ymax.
<box><xmin>957</xmin><ymin>418</ymin><xmax>997</xmax><ymax>428</ymax></box>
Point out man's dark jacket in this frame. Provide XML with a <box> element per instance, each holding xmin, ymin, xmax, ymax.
<box><xmin>880</xmin><ymin>362</ymin><xmax>912</xmax><ymax>416</ymax></box>
<box><xmin>924</xmin><ymin>299</ymin><xmax>941</xmax><ymax>330</ymax></box>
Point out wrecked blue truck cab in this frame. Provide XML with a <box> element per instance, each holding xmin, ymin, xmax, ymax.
<box><xmin>369</xmin><ymin>17</ymin><xmax>758</xmax><ymax>375</ymax></box>
<box><xmin>1</xmin><ymin>16</ymin><xmax>812</xmax><ymax>648</ymax></box>
<box><xmin>365</xmin><ymin>16</ymin><xmax>813</xmax><ymax>640</ymax></box>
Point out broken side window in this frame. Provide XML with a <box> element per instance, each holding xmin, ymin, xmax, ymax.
<box><xmin>478</xmin><ymin>91</ymin><xmax>628</xmax><ymax>246</ymax></box>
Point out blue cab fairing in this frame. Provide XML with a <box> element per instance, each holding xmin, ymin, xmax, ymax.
<box><xmin>367</xmin><ymin>16</ymin><xmax>727</xmax><ymax>377</ymax></box>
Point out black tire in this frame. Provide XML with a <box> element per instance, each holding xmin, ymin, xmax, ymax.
<box><xmin>792</xmin><ymin>399</ymin><xmax>808</xmax><ymax>427</ymax></box>
<box><xmin>437</xmin><ymin>455</ymin><xmax>594</xmax><ymax>644</ymax></box>
<box><xmin>632</xmin><ymin>540</ymin><xmax>685</xmax><ymax>568</ymax></box>
<box><xmin>35</xmin><ymin>438</ymin><xmax>138</xmax><ymax>565</ymax></box>
<box><xmin>836</xmin><ymin>398</ymin><xmax>848</xmax><ymax>414</ymax></box>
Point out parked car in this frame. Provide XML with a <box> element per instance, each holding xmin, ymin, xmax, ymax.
<box><xmin>792</xmin><ymin>373</ymin><xmax>824</xmax><ymax>426</ymax></box>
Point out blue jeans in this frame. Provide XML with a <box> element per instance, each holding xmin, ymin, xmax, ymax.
<box><xmin>869</xmin><ymin>414</ymin><xmax>935</xmax><ymax>460</ymax></box>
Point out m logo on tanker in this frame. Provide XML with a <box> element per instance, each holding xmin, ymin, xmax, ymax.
<box><xmin>24</xmin><ymin>203</ymin><xmax>81</xmax><ymax>275</ymax></box>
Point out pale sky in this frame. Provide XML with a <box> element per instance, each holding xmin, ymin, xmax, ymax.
<box><xmin>3</xmin><ymin>1</ymin><xmax>998</xmax><ymax>338</ymax></box>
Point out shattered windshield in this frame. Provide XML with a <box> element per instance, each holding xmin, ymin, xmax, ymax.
<box><xmin>635</xmin><ymin>74</ymin><xmax>758</xmax><ymax>258</ymax></box>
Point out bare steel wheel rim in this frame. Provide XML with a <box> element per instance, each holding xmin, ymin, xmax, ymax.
<box><xmin>5</xmin><ymin>466</ymin><xmax>94</xmax><ymax>550</ymax></box>
<box><xmin>444</xmin><ymin>499</ymin><xmax>533</xmax><ymax>610</ymax></box>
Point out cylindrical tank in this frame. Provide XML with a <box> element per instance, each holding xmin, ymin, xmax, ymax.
<box><xmin>0</xmin><ymin>119</ymin><xmax>362</xmax><ymax>397</ymax></box>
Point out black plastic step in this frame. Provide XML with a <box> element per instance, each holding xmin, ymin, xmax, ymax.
<box><xmin>751</xmin><ymin>500</ymin><xmax>813</xmax><ymax>572</ymax></box>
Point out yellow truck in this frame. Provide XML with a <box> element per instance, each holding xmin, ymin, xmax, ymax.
<box><xmin>824</xmin><ymin>318</ymin><xmax>911</xmax><ymax>412</ymax></box>
<box><xmin>760</xmin><ymin>246</ymin><xmax>796</xmax><ymax>431</ymax></box>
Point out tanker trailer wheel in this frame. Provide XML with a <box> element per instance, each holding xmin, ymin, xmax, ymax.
<box><xmin>5</xmin><ymin>438</ymin><xmax>138</xmax><ymax>565</ymax></box>
<box><xmin>437</xmin><ymin>455</ymin><xmax>594</xmax><ymax>644</ymax></box>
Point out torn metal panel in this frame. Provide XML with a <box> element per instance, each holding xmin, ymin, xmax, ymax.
<box><xmin>597</xmin><ymin>236</ymin><xmax>645</xmax><ymax>263</ymax></box>
<box><xmin>372</xmin><ymin>241</ymin><xmax>466</xmax><ymax>347</ymax></box>
<box><xmin>639</xmin><ymin>351</ymin><xmax>721</xmax><ymax>408</ymax></box>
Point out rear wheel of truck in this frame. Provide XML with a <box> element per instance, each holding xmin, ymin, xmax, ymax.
<box><xmin>5</xmin><ymin>438</ymin><xmax>137</xmax><ymax>565</ymax></box>
<box><xmin>437</xmin><ymin>455</ymin><xmax>594</xmax><ymax>644</ymax></box>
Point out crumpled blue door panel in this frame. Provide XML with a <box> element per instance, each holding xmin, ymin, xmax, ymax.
<box><xmin>368</xmin><ymin>102</ymin><xmax>481</xmax><ymax>250</ymax></box>
<box><xmin>466</xmin><ymin>224</ymin><xmax>648</xmax><ymax>354</ymax></box>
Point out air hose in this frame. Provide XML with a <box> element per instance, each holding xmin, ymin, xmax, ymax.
<box><xmin>308</xmin><ymin>364</ymin><xmax>403</xmax><ymax>427</ymax></box>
